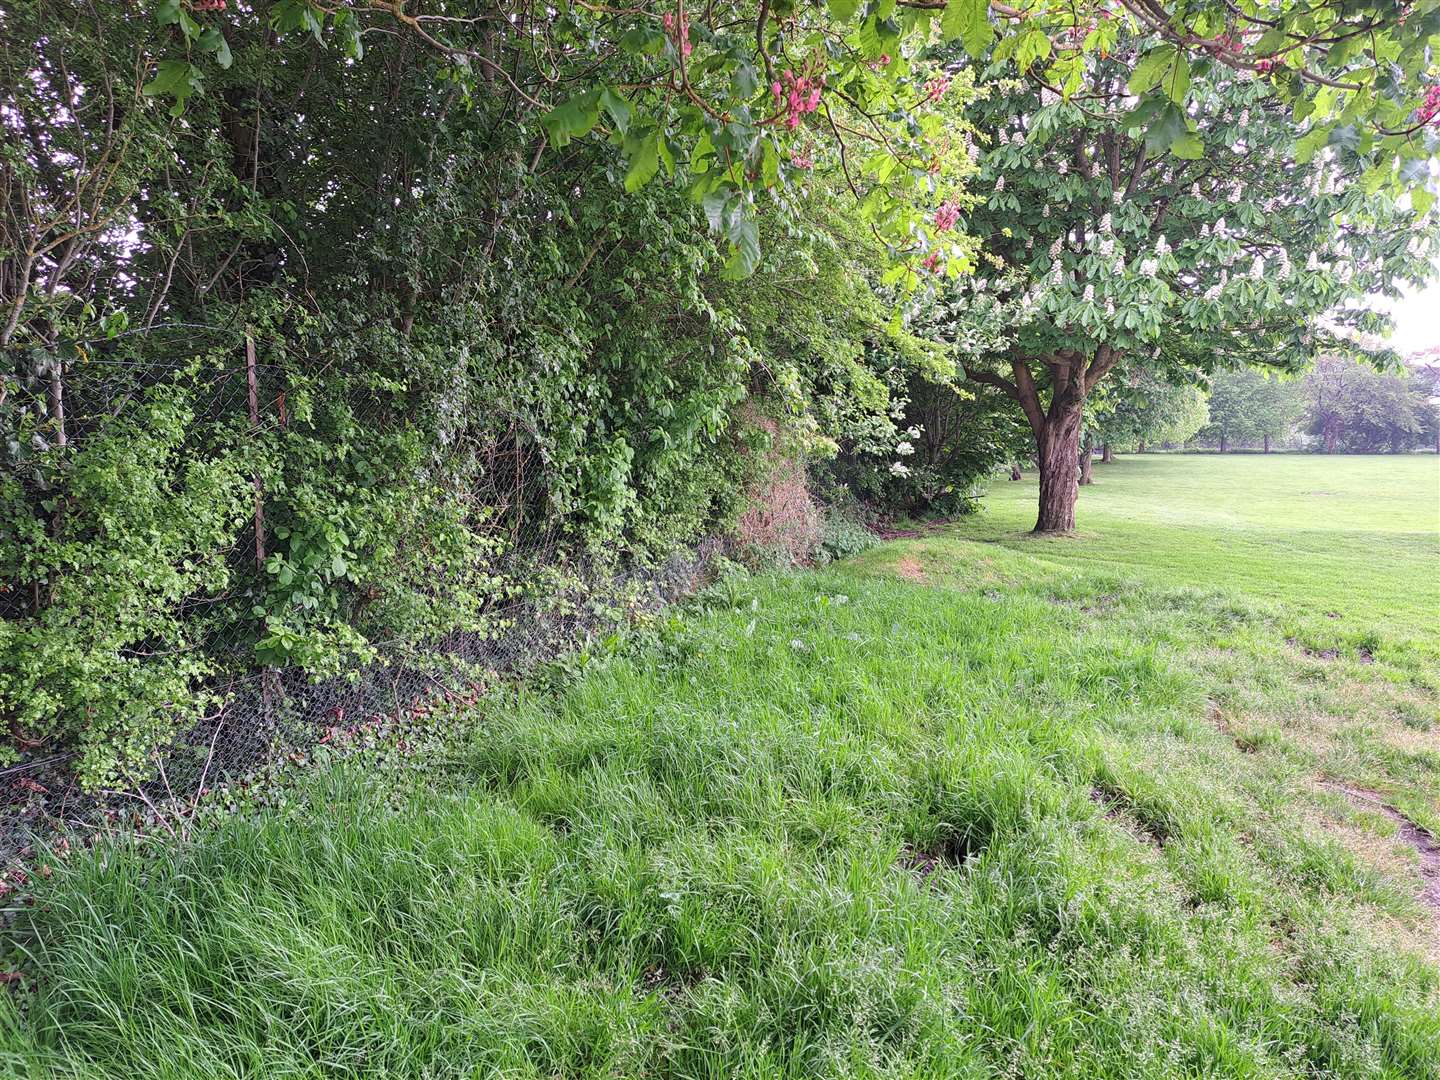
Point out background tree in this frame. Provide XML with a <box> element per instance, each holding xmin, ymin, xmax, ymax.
<box><xmin>1199</xmin><ymin>369</ymin><xmax>1299</xmax><ymax>452</ymax></box>
<box><xmin>1092</xmin><ymin>371</ymin><xmax>1209</xmax><ymax>458</ymax></box>
<box><xmin>1300</xmin><ymin>354</ymin><xmax>1438</xmax><ymax>453</ymax></box>
<box><xmin>140</xmin><ymin>2</ymin><xmax>1440</xmax><ymax>268</ymax></box>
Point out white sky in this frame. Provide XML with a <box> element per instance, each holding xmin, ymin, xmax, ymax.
<box><xmin>1377</xmin><ymin>278</ymin><xmax>1440</xmax><ymax>355</ymax></box>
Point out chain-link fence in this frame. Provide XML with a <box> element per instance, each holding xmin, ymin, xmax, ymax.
<box><xmin>0</xmin><ymin>324</ymin><xmax>721</xmax><ymax>876</ymax></box>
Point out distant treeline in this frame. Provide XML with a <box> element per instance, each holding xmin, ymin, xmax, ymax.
<box><xmin>1088</xmin><ymin>356</ymin><xmax>1440</xmax><ymax>456</ymax></box>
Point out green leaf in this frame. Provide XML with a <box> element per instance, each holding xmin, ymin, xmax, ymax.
<box><xmin>827</xmin><ymin>0</ymin><xmax>859</xmax><ymax>21</ymax></box>
<box><xmin>1160</xmin><ymin>55</ymin><xmax>1190</xmax><ymax>104</ymax></box>
<box><xmin>760</xmin><ymin>139</ymin><xmax>779</xmax><ymax>188</ymax></box>
<box><xmin>599</xmin><ymin>89</ymin><xmax>631</xmax><ymax>135</ymax></box>
<box><xmin>1359</xmin><ymin>162</ymin><xmax>1391</xmax><ymax>196</ymax></box>
<box><xmin>1254</xmin><ymin>28</ymin><xmax>1286</xmax><ymax>55</ymax></box>
<box><xmin>1015</xmin><ymin>29</ymin><xmax>1051</xmax><ymax>72</ymax></box>
<box><xmin>730</xmin><ymin>63</ymin><xmax>759</xmax><ymax>100</ymax></box>
<box><xmin>1327</xmin><ymin>124</ymin><xmax>1361</xmax><ymax>153</ymax></box>
<box><xmin>1169</xmin><ymin>132</ymin><xmax>1204</xmax><ymax>159</ymax></box>
<box><xmin>198</xmin><ymin>27</ymin><xmax>232</xmax><ymax>69</ymax></box>
<box><xmin>334</xmin><ymin>10</ymin><xmax>364</xmax><ymax>59</ymax></box>
<box><xmin>618</xmin><ymin>27</ymin><xmax>665</xmax><ymax>55</ymax></box>
<box><xmin>1294</xmin><ymin>125</ymin><xmax>1331</xmax><ymax>164</ymax></box>
<box><xmin>141</xmin><ymin>59</ymin><xmax>203</xmax><ymax>113</ymax></box>
<box><xmin>721</xmin><ymin>211</ymin><xmax>761</xmax><ymax>280</ymax></box>
<box><xmin>1398</xmin><ymin>156</ymin><xmax>1429</xmax><ymax>186</ymax></box>
<box><xmin>942</xmin><ymin>0</ymin><xmax>992</xmax><ymax>58</ymax></box>
<box><xmin>1128</xmin><ymin>45</ymin><xmax>1177</xmax><ymax>96</ymax></box>
<box><xmin>623</xmin><ymin>128</ymin><xmax>661</xmax><ymax>192</ymax></box>
<box><xmin>541</xmin><ymin>91</ymin><xmax>602</xmax><ymax>148</ymax></box>
<box><xmin>700</xmin><ymin>188</ymin><xmax>731</xmax><ymax>231</ymax></box>
<box><xmin>691</xmin><ymin>130</ymin><xmax>715</xmax><ymax>172</ymax></box>
<box><xmin>1141</xmin><ymin>101</ymin><xmax>1187</xmax><ymax>155</ymax></box>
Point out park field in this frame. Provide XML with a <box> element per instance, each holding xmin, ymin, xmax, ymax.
<box><xmin>959</xmin><ymin>453</ymin><xmax>1440</xmax><ymax>640</ymax></box>
<box><xmin>2</xmin><ymin>454</ymin><xmax>1438</xmax><ymax>1078</ymax></box>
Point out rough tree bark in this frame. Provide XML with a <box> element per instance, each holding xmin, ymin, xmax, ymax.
<box><xmin>1078</xmin><ymin>432</ymin><xmax>1094</xmax><ymax>485</ymax></box>
<box><xmin>1101</xmin><ymin>443</ymin><xmax>1112</xmax><ymax>463</ymax></box>
<box><xmin>1035</xmin><ymin>406</ymin><xmax>1083</xmax><ymax>530</ymax></box>
<box><xmin>965</xmin><ymin>346</ymin><xmax>1118</xmax><ymax>534</ymax></box>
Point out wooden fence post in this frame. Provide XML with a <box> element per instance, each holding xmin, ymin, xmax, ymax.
<box><xmin>247</xmin><ymin>333</ymin><xmax>282</xmax><ymax>731</ymax></box>
<box><xmin>36</xmin><ymin>355</ymin><xmax>68</xmax><ymax>611</ymax></box>
<box><xmin>246</xmin><ymin>333</ymin><xmax>265</xmax><ymax>572</ymax></box>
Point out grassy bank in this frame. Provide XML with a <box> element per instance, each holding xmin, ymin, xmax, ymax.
<box><xmin>2</xmin><ymin>455</ymin><xmax>1437</xmax><ymax>1078</ymax></box>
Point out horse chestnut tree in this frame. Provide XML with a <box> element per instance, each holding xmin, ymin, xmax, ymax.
<box><xmin>928</xmin><ymin>40</ymin><xmax>1437</xmax><ymax>531</ymax></box>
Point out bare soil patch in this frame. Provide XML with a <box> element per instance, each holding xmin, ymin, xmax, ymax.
<box><xmin>1326</xmin><ymin>781</ymin><xmax>1440</xmax><ymax>917</ymax></box>
<box><xmin>892</xmin><ymin>556</ymin><xmax>929</xmax><ymax>584</ymax></box>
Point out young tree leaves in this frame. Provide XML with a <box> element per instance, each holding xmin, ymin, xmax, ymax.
<box><xmin>599</xmin><ymin>89</ymin><xmax>632</xmax><ymax>136</ymax></box>
<box><xmin>1129</xmin><ymin>46</ymin><xmax>1177</xmax><ymax>96</ymax></box>
<box><xmin>141</xmin><ymin>60</ymin><xmax>203</xmax><ymax>115</ymax></box>
<box><xmin>623</xmin><ymin>127</ymin><xmax>661</xmax><ymax>192</ymax></box>
<box><xmin>941</xmin><ymin>0</ymin><xmax>994</xmax><ymax>59</ymax></box>
<box><xmin>542</xmin><ymin>92</ymin><xmax>603</xmax><ymax>148</ymax></box>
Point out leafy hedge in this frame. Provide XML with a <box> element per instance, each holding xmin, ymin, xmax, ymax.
<box><xmin>0</xmin><ymin>5</ymin><xmax>1020</xmax><ymax>787</ymax></box>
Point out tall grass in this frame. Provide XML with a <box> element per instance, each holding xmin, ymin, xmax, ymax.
<box><xmin>4</xmin><ymin>538</ymin><xmax>1437</xmax><ymax>1077</ymax></box>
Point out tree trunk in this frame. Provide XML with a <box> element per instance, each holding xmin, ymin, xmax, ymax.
<box><xmin>1009</xmin><ymin>463</ymin><xmax>1022</xmax><ymax>481</ymax></box>
<box><xmin>1218</xmin><ymin>432</ymin><xmax>1228</xmax><ymax>453</ymax></box>
<box><xmin>1034</xmin><ymin>407</ymin><xmax>1083</xmax><ymax>533</ymax></box>
<box><xmin>1137</xmin><ymin>439</ymin><xmax>1146</xmax><ymax>453</ymax></box>
<box><xmin>1263</xmin><ymin>434</ymin><xmax>1271</xmax><ymax>454</ymax></box>
<box><xmin>1101</xmin><ymin>443</ymin><xmax>1112</xmax><ymax>463</ymax></box>
<box><xmin>1078</xmin><ymin>433</ymin><xmax>1094</xmax><ymax>485</ymax></box>
<box><xmin>967</xmin><ymin>348</ymin><xmax>1114</xmax><ymax>536</ymax></box>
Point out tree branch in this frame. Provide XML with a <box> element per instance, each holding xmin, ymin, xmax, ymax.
<box><xmin>1010</xmin><ymin>358</ymin><xmax>1047</xmax><ymax>438</ymax></box>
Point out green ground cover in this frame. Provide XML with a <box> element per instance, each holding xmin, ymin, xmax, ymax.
<box><xmin>2</xmin><ymin>454</ymin><xmax>1437</xmax><ymax>1079</ymax></box>
<box><xmin>961</xmin><ymin>454</ymin><xmax>1440</xmax><ymax>641</ymax></box>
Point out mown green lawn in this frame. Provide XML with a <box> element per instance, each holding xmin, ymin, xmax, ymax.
<box><xmin>966</xmin><ymin>453</ymin><xmax>1440</xmax><ymax>641</ymax></box>
<box><xmin>2</xmin><ymin>454</ymin><xmax>1438</xmax><ymax>1079</ymax></box>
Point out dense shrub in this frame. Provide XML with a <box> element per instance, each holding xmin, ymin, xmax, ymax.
<box><xmin>827</xmin><ymin>370</ymin><xmax>1030</xmax><ymax>518</ymax></box>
